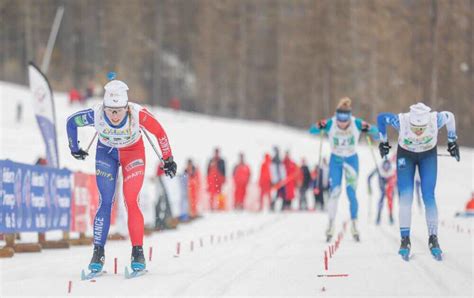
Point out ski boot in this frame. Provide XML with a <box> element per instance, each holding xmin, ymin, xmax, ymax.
<box><xmin>389</xmin><ymin>214</ymin><xmax>394</xmax><ymax>225</ymax></box>
<box><xmin>325</xmin><ymin>221</ymin><xmax>335</xmax><ymax>242</ymax></box>
<box><xmin>429</xmin><ymin>235</ymin><xmax>442</xmax><ymax>261</ymax></box>
<box><xmin>375</xmin><ymin>214</ymin><xmax>381</xmax><ymax>225</ymax></box>
<box><xmin>351</xmin><ymin>220</ymin><xmax>360</xmax><ymax>242</ymax></box>
<box><xmin>88</xmin><ymin>245</ymin><xmax>105</xmax><ymax>272</ymax></box>
<box><xmin>398</xmin><ymin>236</ymin><xmax>411</xmax><ymax>261</ymax></box>
<box><xmin>131</xmin><ymin>246</ymin><xmax>146</xmax><ymax>271</ymax></box>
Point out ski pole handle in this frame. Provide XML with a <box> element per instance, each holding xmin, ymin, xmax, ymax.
<box><xmin>142</xmin><ymin>129</ymin><xmax>163</xmax><ymax>161</ymax></box>
<box><xmin>85</xmin><ymin>132</ymin><xmax>98</xmax><ymax>153</ymax></box>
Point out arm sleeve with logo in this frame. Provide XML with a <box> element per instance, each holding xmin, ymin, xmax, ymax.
<box><xmin>436</xmin><ymin>111</ymin><xmax>457</xmax><ymax>142</ymax></box>
<box><xmin>66</xmin><ymin>109</ymin><xmax>95</xmax><ymax>152</ymax></box>
<box><xmin>376</xmin><ymin>113</ymin><xmax>400</xmax><ymax>142</ymax></box>
<box><xmin>139</xmin><ymin>108</ymin><xmax>173</xmax><ymax>159</ymax></box>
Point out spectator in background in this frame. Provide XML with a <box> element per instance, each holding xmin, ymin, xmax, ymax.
<box><xmin>270</xmin><ymin>147</ymin><xmax>286</xmax><ymax>211</ymax></box>
<box><xmin>84</xmin><ymin>81</ymin><xmax>95</xmax><ymax>102</ymax></box>
<box><xmin>155</xmin><ymin>161</ymin><xmax>173</xmax><ymax>230</ymax></box>
<box><xmin>185</xmin><ymin>159</ymin><xmax>201</xmax><ymax>218</ymax></box>
<box><xmin>312</xmin><ymin>164</ymin><xmax>325</xmax><ymax>211</ymax></box>
<box><xmin>321</xmin><ymin>157</ymin><xmax>330</xmax><ymax>195</ymax></box>
<box><xmin>169</xmin><ymin>97</ymin><xmax>181</xmax><ymax>111</ymax></box>
<box><xmin>282</xmin><ymin>151</ymin><xmax>298</xmax><ymax>211</ymax></box>
<box><xmin>35</xmin><ymin>157</ymin><xmax>48</xmax><ymax>166</ymax></box>
<box><xmin>69</xmin><ymin>88</ymin><xmax>82</xmax><ymax>105</ymax></box>
<box><xmin>233</xmin><ymin>152</ymin><xmax>251</xmax><ymax>210</ymax></box>
<box><xmin>207</xmin><ymin>148</ymin><xmax>226</xmax><ymax>210</ymax></box>
<box><xmin>455</xmin><ymin>192</ymin><xmax>474</xmax><ymax>217</ymax></box>
<box><xmin>258</xmin><ymin>153</ymin><xmax>272</xmax><ymax>211</ymax></box>
<box><xmin>298</xmin><ymin>158</ymin><xmax>312</xmax><ymax>210</ymax></box>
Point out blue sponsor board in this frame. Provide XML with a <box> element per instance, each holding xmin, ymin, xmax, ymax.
<box><xmin>0</xmin><ymin>160</ymin><xmax>72</xmax><ymax>233</ymax></box>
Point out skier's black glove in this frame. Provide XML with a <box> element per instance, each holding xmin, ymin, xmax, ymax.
<box><xmin>361</xmin><ymin>123</ymin><xmax>370</xmax><ymax>133</ymax></box>
<box><xmin>163</xmin><ymin>156</ymin><xmax>177</xmax><ymax>178</ymax></box>
<box><xmin>317</xmin><ymin>120</ymin><xmax>327</xmax><ymax>129</ymax></box>
<box><xmin>71</xmin><ymin>149</ymin><xmax>88</xmax><ymax>160</ymax></box>
<box><xmin>378</xmin><ymin>142</ymin><xmax>391</xmax><ymax>159</ymax></box>
<box><xmin>447</xmin><ymin>141</ymin><xmax>460</xmax><ymax>162</ymax></box>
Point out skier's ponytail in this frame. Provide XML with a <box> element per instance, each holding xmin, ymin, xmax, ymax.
<box><xmin>337</xmin><ymin>97</ymin><xmax>352</xmax><ymax>112</ymax></box>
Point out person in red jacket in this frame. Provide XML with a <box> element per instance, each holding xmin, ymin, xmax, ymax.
<box><xmin>207</xmin><ymin>148</ymin><xmax>226</xmax><ymax>210</ymax></box>
<box><xmin>258</xmin><ymin>153</ymin><xmax>272</xmax><ymax>211</ymax></box>
<box><xmin>185</xmin><ymin>159</ymin><xmax>201</xmax><ymax>218</ymax></box>
<box><xmin>455</xmin><ymin>192</ymin><xmax>474</xmax><ymax>217</ymax></box>
<box><xmin>69</xmin><ymin>88</ymin><xmax>82</xmax><ymax>105</ymax></box>
<box><xmin>282</xmin><ymin>151</ymin><xmax>298</xmax><ymax>210</ymax></box>
<box><xmin>233</xmin><ymin>153</ymin><xmax>251</xmax><ymax>210</ymax></box>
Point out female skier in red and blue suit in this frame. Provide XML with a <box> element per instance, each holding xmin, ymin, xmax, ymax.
<box><xmin>66</xmin><ymin>80</ymin><xmax>177</xmax><ymax>272</ymax></box>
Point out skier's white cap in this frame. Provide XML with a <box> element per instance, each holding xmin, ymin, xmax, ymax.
<box><xmin>409</xmin><ymin>102</ymin><xmax>431</xmax><ymax>126</ymax></box>
<box><xmin>103</xmin><ymin>80</ymin><xmax>129</xmax><ymax>108</ymax></box>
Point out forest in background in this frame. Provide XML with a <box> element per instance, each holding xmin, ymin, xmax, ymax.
<box><xmin>1</xmin><ymin>0</ymin><xmax>472</xmax><ymax>144</ymax></box>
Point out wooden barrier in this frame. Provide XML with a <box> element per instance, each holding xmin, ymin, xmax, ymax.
<box><xmin>38</xmin><ymin>232</ymin><xmax>70</xmax><ymax>249</ymax></box>
<box><xmin>4</xmin><ymin>233</ymin><xmax>42</xmax><ymax>253</ymax></box>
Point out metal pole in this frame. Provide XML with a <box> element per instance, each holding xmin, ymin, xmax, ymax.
<box><xmin>142</xmin><ymin>129</ymin><xmax>163</xmax><ymax>161</ymax></box>
<box><xmin>41</xmin><ymin>6</ymin><xmax>64</xmax><ymax>74</ymax></box>
<box><xmin>85</xmin><ymin>132</ymin><xmax>98</xmax><ymax>153</ymax></box>
<box><xmin>366</xmin><ymin>135</ymin><xmax>380</xmax><ymax>222</ymax></box>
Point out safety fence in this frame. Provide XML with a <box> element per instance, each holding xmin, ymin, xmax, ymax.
<box><xmin>0</xmin><ymin>159</ymin><xmax>190</xmax><ymax>258</ymax></box>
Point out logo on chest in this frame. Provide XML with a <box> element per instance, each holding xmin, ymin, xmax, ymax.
<box><xmin>102</xmin><ymin>127</ymin><xmax>131</xmax><ymax>136</ymax></box>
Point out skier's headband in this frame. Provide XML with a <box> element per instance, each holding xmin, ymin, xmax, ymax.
<box><xmin>336</xmin><ymin>109</ymin><xmax>351</xmax><ymax>122</ymax></box>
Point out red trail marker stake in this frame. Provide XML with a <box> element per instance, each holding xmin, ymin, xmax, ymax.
<box><xmin>324</xmin><ymin>251</ymin><xmax>328</xmax><ymax>270</ymax></box>
<box><xmin>174</xmin><ymin>242</ymin><xmax>181</xmax><ymax>257</ymax></box>
<box><xmin>149</xmin><ymin>247</ymin><xmax>153</xmax><ymax>261</ymax></box>
<box><xmin>114</xmin><ymin>257</ymin><xmax>117</xmax><ymax>274</ymax></box>
<box><xmin>68</xmin><ymin>281</ymin><xmax>72</xmax><ymax>294</ymax></box>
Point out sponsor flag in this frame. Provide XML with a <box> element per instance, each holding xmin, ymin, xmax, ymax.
<box><xmin>28</xmin><ymin>62</ymin><xmax>60</xmax><ymax>168</ymax></box>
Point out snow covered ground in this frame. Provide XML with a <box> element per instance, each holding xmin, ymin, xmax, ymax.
<box><xmin>0</xmin><ymin>81</ymin><xmax>473</xmax><ymax>297</ymax></box>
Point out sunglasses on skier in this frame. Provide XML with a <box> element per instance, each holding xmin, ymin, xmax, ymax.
<box><xmin>104</xmin><ymin>106</ymin><xmax>128</xmax><ymax>114</ymax></box>
<box><xmin>336</xmin><ymin>110</ymin><xmax>351</xmax><ymax>122</ymax></box>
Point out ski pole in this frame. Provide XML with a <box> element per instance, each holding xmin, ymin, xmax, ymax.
<box><xmin>142</xmin><ymin>129</ymin><xmax>163</xmax><ymax>161</ymax></box>
<box><xmin>366</xmin><ymin>135</ymin><xmax>380</xmax><ymax>221</ymax></box>
<box><xmin>317</xmin><ymin>129</ymin><xmax>324</xmax><ymax>168</ymax></box>
<box><xmin>85</xmin><ymin>132</ymin><xmax>98</xmax><ymax>153</ymax></box>
<box><xmin>437</xmin><ymin>153</ymin><xmax>452</xmax><ymax>157</ymax></box>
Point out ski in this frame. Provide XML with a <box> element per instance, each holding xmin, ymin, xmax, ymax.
<box><xmin>124</xmin><ymin>266</ymin><xmax>148</xmax><ymax>279</ymax></box>
<box><xmin>81</xmin><ymin>269</ymin><xmax>106</xmax><ymax>281</ymax></box>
